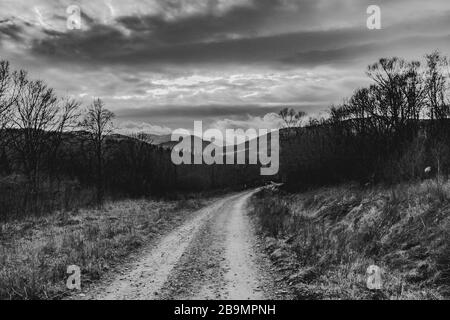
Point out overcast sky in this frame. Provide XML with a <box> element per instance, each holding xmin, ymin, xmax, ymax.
<box><xmin>1</xmin><ymin>0</ymin><xmax>450</xmax><ymax>134</ymax></box>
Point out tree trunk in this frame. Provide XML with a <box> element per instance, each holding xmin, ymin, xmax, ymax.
<box><xmin>96</xmin><ymin>141</ymin><xmax>103</xmax><ymax>207</ymax></box>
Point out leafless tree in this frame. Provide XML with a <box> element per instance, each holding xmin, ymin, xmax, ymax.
<box><xmin>9</xmin><ymin>77</ymin><xmax>79</xmax><ymax>191</ymax></box>
<box><xmin>0</xmin><ymin>61</ymin><xmax>27</xmax><ymax>146</ymax></box>
<box><xmin>425</xmin><ymin>51</ymin><xmax>449</xmax><ymax>121</ymax></box>
<box><xmin>366</xmin><ymin>57</ymin><xmax>426</xmax><ymax>134</ymax></box>
<box><xmin>80</xmin><ymin>98</ymin><xmax>115</xmax><ymax>205</ymax></box>
<box><xmin>0</xmin><ymin>61</ymin><xmax>13</xmax><ymax>130</ymax></box>
<box><xmin>279</xmin><ymin>108</ymin><xmax>306</xmax><ymax>128</ymax></box>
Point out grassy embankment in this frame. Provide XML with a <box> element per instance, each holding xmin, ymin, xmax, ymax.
<box><xmin>0</xmin><ymin>196</ymin><xmax>211</xmax><ymax>300</ymax></box>
<box><xmin>250</xmin><ymin>180</ymin><xmax>449</xmax><ymax>300</ymax></box>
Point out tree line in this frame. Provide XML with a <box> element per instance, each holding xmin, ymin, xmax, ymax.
<box><xmin>3</xmin><ymin>51</ymin><xmax>447</xmax><ymax>218</ymax></box>
<box><xmin>279</xmin><ymin>51</ymin><xmax>450</xmax><ymax>188</ymax></box>
<box><xmin>0</xmin><ymin>60</ymin><xmax>126</xmax><ymax>217</ymax></box>
<box><xmin>0</xmin><ymin>60</ymin><xmax>264</xmax><ymax>219</ymax></box>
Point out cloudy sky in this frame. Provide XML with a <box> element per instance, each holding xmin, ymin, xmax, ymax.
<box><xmin>1</xmin><ymin>0</ymin><xmax>450</xmax><ymax>134</ymax></box>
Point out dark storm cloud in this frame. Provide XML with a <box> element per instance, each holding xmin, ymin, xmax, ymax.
<box><xmin>0</xmin><ymin>19</ymin><xmax>26</xmax><ymax>42</ymax></box>
<box><xmin>2</xmin><ymin>0</ymin><xmax>450</xmax><ymax>133</ymax></box>
<box><xmin>33</xmin><ymin>23</ymin><xmax>126</xmax><ymax>59</ymax></box>
<box><xmin>29</xmin><ymin>5</ymin><xmax>450</xmax><ymax>68</ymax></box>
<box><xmin>27</xmin><ymin>25</ymin><xmax>381</xmax><ymax>66</ymax></box>
<box><xmin>282</xmin><ymin>33</ymin><xmax>450</xmax><ymax>65</ymax></box>
<box><xmin>28</xmin><ymin>0</ymin><xmax>300</xmax><ymax>64</ymax></box>
<box><xmin>116</xmin><ymin>0</ymin><xmax>280</xmax><ymax>43</ymax></box>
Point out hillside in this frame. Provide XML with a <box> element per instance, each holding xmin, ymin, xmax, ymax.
<box><xmin>249</xmin><ymin>180</ymin><xmax>449</xmax><ymax>299</ymax></box>
<box><xmin>0</xmin><ymin>129</ymin><xmax>266</xmax><ymax>220</ymax></box>
<box><xmin>137</xmin><ymin>133</ymin><xmax>172</xmax><ymax>146</ymax></box>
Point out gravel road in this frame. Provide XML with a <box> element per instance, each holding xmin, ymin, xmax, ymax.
<box><xmin>87</xmin><ymin>189</ymin><xmax>291</xmax><ymax>300</ymax></box>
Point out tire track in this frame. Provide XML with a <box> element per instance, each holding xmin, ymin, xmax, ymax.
<box><xmin>89</xmin><ymin>193</ymin><xmax>243</xmax><ymax>300</ymax></box>
<box><xmin>87</xmin><ymin>189</ymin><xmax>290</xmax><ymax>300</ymax></box>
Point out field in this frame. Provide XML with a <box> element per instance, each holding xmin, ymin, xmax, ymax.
<box><xmin>249</xmin><ymin>180</ymin><xmax>450</xmax><ymax>300</ymax></box>
<box><xmin>0</xmin><ymin>196</ymin><xmax>211</xmax><ymax>299</ymax></box>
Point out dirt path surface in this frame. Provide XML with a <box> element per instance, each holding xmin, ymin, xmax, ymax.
<box><xmin>87</xmin><ymin>189</ymin><xmax>291</xmax><ymax>300</ymax></box>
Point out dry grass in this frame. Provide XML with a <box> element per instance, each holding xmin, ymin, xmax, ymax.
<box><xmin>250</xmin><ymin>180</ymin><xmax>450</xmax><ymax>300</ymax></box>
<box><xmin>0</xmin><ymin>197</ymin><xmax>208</xmax><ymax>300</ymax></box>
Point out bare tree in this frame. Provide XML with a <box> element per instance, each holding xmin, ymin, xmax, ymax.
<box><xmin>0</xmin><ymin>61</ymin><xmax>27</xmax><ymax>146</ymax></box>
<box><xmin>0</xmin><ymin>61</ymin><xmax>13</xmax><ymax>130</ymax></box>
<box><xmin>80</xmin><ymin>98</ymin><xmax>115</xmax><ymax>205</ymax></box>
<box><xmin>279</xmin><ymin>108</ymin><xmax>306</xmax><ymax>128</ymax></box>
<box><xmin>9</xmin><ymin>77</ymin><xmax>79</xmax><ymax>192</ymax></box>
<box><xmin>366</xmin><ymin>57</ymin><xmax>426</xmax><ymax>135</ymax></box>
<box><xmin>425</xmin><ymin>51</ymin><xmax>449</xmax><ymax>121</ymax></box>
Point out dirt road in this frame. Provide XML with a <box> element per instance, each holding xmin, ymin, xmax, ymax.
<box><xmin>87</xmin><ymin>190</ymin><xmax>291</xmax><ymax>300</ymax></box>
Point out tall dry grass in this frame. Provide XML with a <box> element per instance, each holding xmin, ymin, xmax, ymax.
<box><xmin>0</xmin><ymin>175</ymin><xmax>97</xmax><ymax>220</ymax></box>
<box><xmin>250</xmin><ymin>180</ymin><xmax>449</xmax><ymax>299</ymax></box>
<box><xmin>0</xmin><ymin>197</ymin><xmax>206</xmax><ymax>299</ymax></box>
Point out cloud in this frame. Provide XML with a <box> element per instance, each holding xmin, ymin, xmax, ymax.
<box><xmin>21</xmin><ymin>16</ymin><xmax>449</xmax><ymax>80</ymax></box>
<box><xmin>2</xmin><ymin>1</ymin><xmax>441</xmax><ymax>68</ymax></box>
<box><xmin>114</xmin><ymin>104</ymin><xmax>304</xmax><ymax>121</ymax></box>
<box><xmin>0</xmin><ymin>19</ymin><xmax>25</xmax><ymax>41</ymax></box>
<box><xmin>114</xmin><ymin>120</ymin><xmax>172</xmax><ymax>135</ymax></box>
<box><xmin>1</xmin><ymin>0</ymin><xmax>450</xmax><ymax>132</ymax></box>
<box><xmin>211</xmin><ymin>113</ymin><xmax>284</xmax><ymax>131</ymax></box>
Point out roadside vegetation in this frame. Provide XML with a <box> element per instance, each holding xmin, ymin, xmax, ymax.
<box><xmin>0</xmin><ymin>57</ymin><xmax>258</xmax><ymax>300</ymax></box>
<box><xmin>280</xmin><ymin>51</ymin><xmax>450</xmax><ymax>187</ymax></box>
<box><xmin>0</xmin><ymin>195</ymin><xmax>211</xmax><ymax>300</ymax></box>
<box><xmin>251</xmin><ymin>51</ymin><xmax>450</xmax><ymax>299</ymax></box>
<box><xmin>1</xmin><ymin>48</ymin><xmax>450</xmax><ymax>300</ymax></box>
<box><xmin>250</xmin><ymin>181</ymin><xmax>449</xmax><ymax>300</ymax></box>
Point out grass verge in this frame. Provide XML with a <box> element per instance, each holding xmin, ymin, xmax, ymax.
<box><xmin>250</xmin><ymin>180</ymin><xmax>449</xmax><ymax>300</ymax></box>
<box><xmin>0</xmin><ymin>196</ymin><xmax>210</xmax><ymax>299</ymax></box>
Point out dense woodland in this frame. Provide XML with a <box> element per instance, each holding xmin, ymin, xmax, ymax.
<box><xmin>280</xmin><ymin>51</ymin><xmax>450</xmax><ymax>188</ymax></box>
<box><xmin>0</xmin><ymin>59</ymin><xmax>264</xmax><ymax>219</ymax></box>
<box><xmin>1</xmin><ymin>51</ymin><xmax>450</xmax><ymax>219</ymax></box>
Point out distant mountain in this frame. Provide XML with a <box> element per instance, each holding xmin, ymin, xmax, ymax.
<box><xmin>126</xmin><ymin>132</ymin><xmax>274</xmax><ymax>159</ymax></box>
<box><xmin>166</xmin><ymin>135</ymin><xmax>211</xmax><ymax>153</ymax></box>
<box><xmin>136</xmin><ymin>133</ymin><xmax>216</xmax><ymax>151</ymax></box>
<box><xmin>136</xmin><ymin>133</ymin><xmax>172</xmax><ymax>146</ymax></box>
